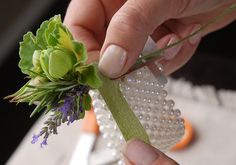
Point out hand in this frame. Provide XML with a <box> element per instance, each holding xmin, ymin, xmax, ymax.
<box><xmin>123</xmin><ymin>139</ymin><xmax>178</xmax><ymax>165</ymax></box>
<box><xmin>64</xmin><ymin>0</ymin><xmax>236</xmax><ymax>78</ymax></box>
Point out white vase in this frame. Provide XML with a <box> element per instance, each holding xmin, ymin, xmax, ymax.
<box><xmin>90</xmin><ymin>63</ymin><xmax>184</xmax><ymax>164</ymax></box>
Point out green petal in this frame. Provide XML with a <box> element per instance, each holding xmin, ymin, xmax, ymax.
<box><xmin>19</xmin><ymin>32</ymin><xmax>37</xmax><ymax>76</ymax></box>
<box><xmin>45</xmin><ymin>16</ymin><xmax>61</xmax><ymax>46</ymax></box>
<box><xmin>48</xmin><ymin>49</ymin><xmax>74</xmax><ymax>79</ymax></box>
<box><xmin>32</xmin><ymin>50</ymin><xmax>41</xmax><ymax>67</ymax></box>
<box><xmin>40</xmin><ymin>49</ymin><xmax>54</xmax><ymax>81</ymax></box>
<box><xmin>72</xmin><ymin>41</ymin><xmax>87</xmax><ymax>63</ymax></box>
<box><xmin>57</xmin><ymin>24</ymin><xmax>74</xmax><ymax>48</ymax></box>
<box><xmin>36</xmin><ymin>15</ymin><xmax>61</xmax><ymax>49</ymax></box>
<box><xmin>76</xmin><ymin>64</ymin><xmax>103</xmax><ymax>89</ymax></box>
<box><xmin>82</xmin><ymin>94</ymin><xmax>92</xmax><ymax>111</ymax></box>
<box><xmin>47</xmin><ymin>23</ymin><xmax>74</xmax><ymax>50</ymax></box>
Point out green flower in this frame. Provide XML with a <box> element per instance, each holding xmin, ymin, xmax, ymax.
<box><xmin>39</xmin><ymin>47</ymin><xmax>76</xmax><ymax>80</ymax></box>
<box><xmin>7</xmin><ymin>15</ymin><xmax>102</xmax><ymax>117</ymax></box>
<box><xmin>18</xmin><ymin>15</ymin><xmax>88</xmax><ymax>80</ymax></box>
<box><xmin>6</xmin><ymin>14</ymin><xmax>105</xmax><ymax>146</ymax></box>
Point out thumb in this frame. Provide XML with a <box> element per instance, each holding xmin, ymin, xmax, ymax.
<box><xmin>123</xmin><ymin>139</ymin><xmax>178</xmax><ymax>165</ymax></box>
<box><xmin>98</xmin><ymin>0</ymin><xmax>181</xmax><ymax>78</ymax></box>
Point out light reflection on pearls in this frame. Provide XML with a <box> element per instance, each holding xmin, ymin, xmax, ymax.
<box><xmin>90</xmin><ymin>63</ymin><xmax>184</xmax><ymax>165</ymax></box>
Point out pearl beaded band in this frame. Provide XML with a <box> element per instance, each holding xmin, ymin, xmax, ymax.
<box><xmin>90</xmin><ymin>62</ymin><xmax>184</xmax><ymax>164</ymax></box>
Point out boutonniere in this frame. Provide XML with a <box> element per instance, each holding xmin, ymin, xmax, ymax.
<box><xmin>6</xmin><ymin>15</ymin><xmax>103</xmax><ymax>147</ymax></box>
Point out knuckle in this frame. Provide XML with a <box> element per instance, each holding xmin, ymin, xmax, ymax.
<box><xmin>111</xmin><ymin>3</ymin><xmax>151</xmax><ymax>36</ymax></box>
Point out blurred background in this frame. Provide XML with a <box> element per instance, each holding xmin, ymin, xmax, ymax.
<box><xmin>0</xmin><ymin>0</ymin><xmax>235</xmax><ymax>165</ymax></box>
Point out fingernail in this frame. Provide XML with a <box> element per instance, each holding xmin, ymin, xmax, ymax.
<box><xmin>99</xmin><ymin>45</ymin><xmax>127</xmax><ymax>78</ymax></box>
<box><xmin>189</xmin><ymin>24</ymin><xmax>202</xmax><ymax>44</ymax></box>
<box><xmin>164</xmin><ymin>37</ymin><xmax>182</xmax><ymax>60</ymax></box>
<box><xmin>142</xmin><ymin>37</ymin><xmax>157</xmax><ymax>54</ymax></box>
<box><xmin>123</xmin><ymin>139</ymin><xmax>160</xmax><ymax>165</ymax></box>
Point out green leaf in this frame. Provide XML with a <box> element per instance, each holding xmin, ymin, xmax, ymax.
<box><xmin>36</xmin><ymin>15</ymin><xmax>61</xmax><ymax>49</ymax></box>
<box><xmin>82</xmin><ymin>94</ymin><xmax>92</xmax><ymax>111</ymax></box>
<box><xmin>79</xmin><ymin>109</ymin><xmax>85</xmax><ymax>119</ymax></box>
<box><xmin>45</xmin><ymin>16</ymin><xmax>62</xmax><ymax>46</ymax></box>
<box><xmin>19</xmin><ymin>32</ymin><xmax>37</xmax><ymax>75</ymax></box>
<box><xmin>45</xmin><ymin>21</ymin><xmax>87</xmax><ymax>63</ymax></box>
<box><xmin>76</xmin><ymin>64</ymin><xmax>103</xmax><ymax>89</ymax></box>
<box><xmin>72</xmin><ymin>41</ymin><xmax>87</xmax><ymax>63</ymax></box>
<box><xmin>57</xmin><ymin>24</ymin><xmax>74</xmax><ymax>48</ymax></box>
<box><xmin>4</xmin><ymin>81</ymin><xmax>30</xmax><ymax>100</ymax></box>
<box><xmin>30</xmin><ymin>95</ymin><xmax>48</xmax><ymax>117</ymax></box>
<box><xmin>97</xmin><ymin>69</ymin><xmax>150</xmax><ymax>144</ymax></box>
<box><xmin>28</xmin><ymin>90</ymin><xmax>47</xmax><ymax>105</ymax></box>
<box><xmin>46</xmin><ymin>23</ymin><xmax>74</xmax><ymax>50</ymax></box>
<box><xmin>35</xmin><ymin>20</ymin><xmax>49</xmax><ymax>49</ymax></box>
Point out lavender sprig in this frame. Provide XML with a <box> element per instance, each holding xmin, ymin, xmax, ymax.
<box><xmin>31</xmin><ymin>85</ymin><xmax>90</xmax><ymax>147</ymax></box>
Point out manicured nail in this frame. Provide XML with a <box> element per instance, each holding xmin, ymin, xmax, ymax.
<box><xmin>142</xmin><ymin>37</ymin><xmax>157</xmax><ymax>54</ymax></box>
<box><xmin>164</xmin><ymin>37</ymin><xmax>182</xmax><ymax>60</ymax></box>
<box><xmin>98</xmin><ymin>45</ymin><xmax>127</xmax><ymax>78</ymax></box>
<box><xmin>189</xmin><ymin>24</ymin><xmax>202</xmax><ymax>44</ymax></box>
<box><xmin>123</xmin><ymin>139</ymin><xmax>160</xmax><ymax>165</ymax></box>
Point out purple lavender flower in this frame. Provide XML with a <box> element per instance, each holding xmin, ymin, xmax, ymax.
<box><xmin>68</xmin><ymin>113</ymin><xmax>77</xmax><ymax>125</ymax></box>
<box><xmin>31</xmin><ymin>84</ymin><xmax>91</xmax><ymax>147</ymax></box>
<box><xmin>59</xmin><ymin>97</ymin><xmax>74</xmax><ymax>118</ymax></box>
<box><xmin>31</xmin><ymin>134</ymin><xmax>40</xmax><ymax>144</ymax></box>
<box><xmin>40</xmin><ymin>138</ymin><xmax>48</xmax><ymax>148</ymax></box>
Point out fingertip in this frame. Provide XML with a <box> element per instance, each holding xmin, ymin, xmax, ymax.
<box><xmin>188</xmin><ymin>24</ymin><xmax>202</xmax><ymax>45</ymax></box>
<box><xmin>123</xmin><ymin>139</ymin><xmax>178</xmax><ymax>165</ymax></box>
<box><xmin>160</xmin><ymin>39</ymin><xmax>200</xmax><ymax>75</ymax></box>
<box><xmin>156</xmin><ymin>34</ymin><xmax>183</xmax><ymax>60</ymax></box>
<box><xmin>158</xmin><ymin>24</ymin><xmax>202</xmax><ymax>75</ymax></box>
<box><xmin>123</xmin><ymin>139</ymin><xmax>160</xmax><ymax>165</ymax></box>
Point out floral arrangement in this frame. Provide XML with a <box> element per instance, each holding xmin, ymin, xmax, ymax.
<box><xmin>6</xmin><ymin>15</ymin><xmax>103</xmax><ymax>147</ymax></box>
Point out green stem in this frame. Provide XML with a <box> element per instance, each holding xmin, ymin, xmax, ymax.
<box><xmin>136</xmin><ymin>2</ymin><xmax>236</xmax><ymax>65</ymax></box>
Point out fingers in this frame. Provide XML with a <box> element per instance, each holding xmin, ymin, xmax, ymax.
<box><xmin>97</xmin><ymin>0</ymin><xmax>234</xmax><ymax>78</ymax></box>
<box><xmin>64</xmin><ymin>0</ymin><xmax>234</xmax><ymax>77</ymax></box>
<box><xmin>123</xmin><ymin>139</ymin><xmax>178</xmax><ymax>165</ymax></box>
<box><xmin>156</xmin><ymin>34</ymin><xmax>183</xmax><ymax>61</ymax></box>
<box><xmin>98</xmin><ymin>0</ymin><xmax>181</xmax><ymax>78</ymax></box>
<box><xmin>157</xmin><ymin>24</ymin><xmax>202</xmax><ymax>75</ymax></box>
<box><xmin>64</xmin><ymin>0</ymin><xmax>106</xmax><ymax>51</ymax></box>
<box><xmin>64</xmin><ymin>0</ymin><xmax>126</xmax><ymax>63</ymax></box>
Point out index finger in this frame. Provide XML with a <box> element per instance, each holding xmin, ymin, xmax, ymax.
<box><xmin>64</xmin><ymin>0</ymin><xmax>106</xmax><ymax>52</ymax></box>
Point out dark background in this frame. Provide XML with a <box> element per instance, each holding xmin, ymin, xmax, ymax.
<box><xmin>0</xmin><ymin>0</ymin><xmax>235</xmax><ymax>164</ymax></box>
